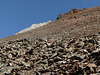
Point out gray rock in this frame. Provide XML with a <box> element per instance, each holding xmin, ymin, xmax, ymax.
<box><xmin>8</xmin><ymin>54</ymin><xmax>12</xmax><ymax>59</ymax></box>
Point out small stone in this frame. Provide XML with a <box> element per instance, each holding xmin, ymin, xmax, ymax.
<box><xmin>27</xmin><ymin>46</ymin><xmax>32</xmax><ymax>50</ymax></box>
<box><xmin>42</xmin><ymin>72</ymin><xmax>54</xmax><ymax>75</ymax></box>
<box><xmin>42</xmin><ymin>44</ymin><xmax>47</xmax><ymax>48</ymax></box>
<box><xmin>8</xmin><ymin>54</ymin><xmax>12</xmax><ymax>58</ymax></box>
<box><xmin>83</xmin><ymin>49</ymin><xmax>88</xmax><ymax>52</ymax></box>
<box><xmin>92</xmin><ymin>49</ymin><xmax>100</xmax><ymax>53</ymax></box>
<box><xmin>88</xmin><ymin>63</ymin><xmax>97</xmax><ymax>67</ymax></box>
<box><xmin>51</xmin><ymin>53</ymin><xmax>57</xmax><ymax>58</ymax></box>
<box><xmin>22</xmin><ymin>61</ymin><xmax>30</xmax><ymax>67</ymax></box>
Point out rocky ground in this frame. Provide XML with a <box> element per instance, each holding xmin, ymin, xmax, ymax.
<box><xmin>0</xmin><ymin>6</ymin><xmax>100</xmax><ymax>75</ymax></box>
<box><xmin>0</xmin><ymin>34</ymin><xmax>100</xmax><ymax>75</ymax></box>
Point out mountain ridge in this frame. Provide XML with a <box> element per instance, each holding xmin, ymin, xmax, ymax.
<box><xmin>1</xmin><ymin>6</ymin><xmax>100</xmax><ymax>43</ymax></box>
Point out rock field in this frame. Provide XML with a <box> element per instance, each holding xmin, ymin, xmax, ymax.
<box><xmin>0</xmin><ymin>6</ymin><xmax>100</xmax><ymax>75</ymax></box>
<box><xmin>0</xmin><ymin>34</ymin><xmax>100</xmax><ymax>75</ymax></box>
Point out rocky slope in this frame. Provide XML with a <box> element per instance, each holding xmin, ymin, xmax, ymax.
<box><xmin>1</xmin><ymin>6</ymin><xmax>100</xmax><ymax>43</ymax></box>
<box><xmin>0</xmin><ymin>35</ymin><xmax>100</xmax><ymax>75</ymax></box>
<box><xmin>0</xmin><ymin>6</ymin><xmax>100</xmax><ymax>75</ymax></box>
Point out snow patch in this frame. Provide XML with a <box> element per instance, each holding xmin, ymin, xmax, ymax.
<box><xmin>16</xmin><ymin>20</ymin><xmax>52</xmax><ymax>34</ymax></box>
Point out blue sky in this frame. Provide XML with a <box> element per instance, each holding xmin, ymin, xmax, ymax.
<box><xmin>0</xmin><ymin>0</ymin><xmax>100</xmax><ymax>39</ymax></box>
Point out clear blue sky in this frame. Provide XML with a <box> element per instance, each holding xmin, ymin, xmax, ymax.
<box><xmin>0</xmin><ymin>0</ymin><xmax>100</xmax><ymax>39</ymax></box>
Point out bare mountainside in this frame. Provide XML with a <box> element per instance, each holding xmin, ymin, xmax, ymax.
<box><xmin>0</xmin><ymin>6</ymin><xmax>100</xmax><ymax>75</ymax></box>
<box><xmin>0</xmin><ymin>6</ymin><xmax>100</xmax><ymax>43</ymax></box>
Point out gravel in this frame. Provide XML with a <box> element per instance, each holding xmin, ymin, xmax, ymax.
<box><xmin>0</xmin><ymin>34</ymin><xmax>100</xmax><ymax>75</ymax></box>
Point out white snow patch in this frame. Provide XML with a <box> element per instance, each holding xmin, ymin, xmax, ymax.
<box><xmin>16</xmin><ymin>20</ymin><xmax>52</xmax><ymax>34</ymax></box>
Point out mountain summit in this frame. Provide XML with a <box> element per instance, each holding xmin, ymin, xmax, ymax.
<box><xmin>16</xmin><ymin>21</ymin><xmax>51</xmax><ymax>34</ymax></box>
<box><xmin>0</xmin><ymin>6</ymin><xmax>100</xmax><ymax>74</ymax></box>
